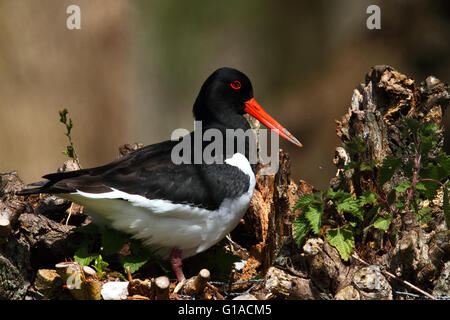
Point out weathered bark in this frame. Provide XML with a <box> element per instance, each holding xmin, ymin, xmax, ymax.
<box><xmin>332</xmin><ymin>65</ymin><xmax>449</xmax><ymax>230</ymax></box>
<box><xmin>0</xmin><ymin>171</ymin><xmax>83</xmax><ymax>299</ymax></box>
<box><xmin>231</xmin><ymin>150</ymin><xmax>314</xmax><ymax>276</ymax></box>
<box><xmin>0</xmin><ymin>172</ymin><xmax>33</xmax><ymax>299</ymax></box>
<box><xmin>264</xmin><ymin>66</ymin><xmax>449</xmax><ymax>300</ymax></box>
<box><xmin>331</xmin><ymin>66</ymin><xmax>449</xmax><ymax>296</ymax></box>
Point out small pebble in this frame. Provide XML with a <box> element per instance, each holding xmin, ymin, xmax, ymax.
<box><xmin>101</xmin><ymin>281</ymin><xmax>129</xmax><ymax>300</ymax></box>
<box><xmin>233</xmin><ymin>260</ymin><xmax>247</xmax><ymax>271</ymax></box>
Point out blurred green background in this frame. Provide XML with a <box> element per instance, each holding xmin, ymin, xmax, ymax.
<box><xmin>0</xmin><ymin>0</ymin><xmax>449</xmax><ymax>189</ymax></box>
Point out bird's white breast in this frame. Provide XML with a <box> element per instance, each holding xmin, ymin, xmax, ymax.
<box><xmin>62</xmin><ymin>153</ymin><xmax>256</xmax><ymax>259</ymax></box>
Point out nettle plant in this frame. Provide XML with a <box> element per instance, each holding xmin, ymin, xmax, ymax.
<box><xmin>293</xmin><ymin>118</ymin><xmax>450</xmax><ymax>261</ymax></box>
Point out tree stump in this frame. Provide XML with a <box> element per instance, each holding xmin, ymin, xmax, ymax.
<box><xmin>265</xmin><ymin>65</ymin><xmax>449</xmax><ymax>300</ymax></box>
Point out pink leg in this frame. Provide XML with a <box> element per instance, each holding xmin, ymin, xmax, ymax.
<box><xmin>170</xmin><ymin>248</ymin><xmax>185</xmax><ymax>282</ymax></box>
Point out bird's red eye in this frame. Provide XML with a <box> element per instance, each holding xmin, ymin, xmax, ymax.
<box><xmin>230</xmin><ymin>81</ymin><xmax>241</xmax><ymax>90</ymax></box>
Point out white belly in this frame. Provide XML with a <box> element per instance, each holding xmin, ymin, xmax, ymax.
<box><xmin>61</xmin><ymin>153</ymin><xmax>256</xmax><ymax>259</ymax></box>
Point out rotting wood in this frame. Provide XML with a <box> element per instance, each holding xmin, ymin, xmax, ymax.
<box><xmin>154</xmin><ymin>276</ymin><xmax>170</xmax><ymax>300</ymax></box>
<box><xmin>183</xmin><ymin>268</ymin><xmax>210</xmax><ymax>296</ymax></box>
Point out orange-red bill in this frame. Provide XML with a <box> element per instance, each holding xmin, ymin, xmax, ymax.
<box><xmin>244</xmin><ymin>98</ymin><xmax>302</xmax><ymax>148</ymax></box>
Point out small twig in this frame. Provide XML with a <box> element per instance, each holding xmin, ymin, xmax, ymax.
<box><xmin>126</xmin><ymin>267</ymin><xmax>133</xmax><ymax>282</ymax></box>
<box><xmin>419</xmin><ymin>178</ymin><xmax>446</xmax><ymax>188</ymax></box>
<box><xmin>59</xmin><ymin>109</ymin><xmax>82</xmax><ymax>168</ymax></box>
<box><xmin>352</xmin><ymin>253</ymin><xmax>436</xmax><ymax>300</ymax></box>
<box><xmin>65</xmin><ymin>203</ymin><xmax>74</xmax><ymax>226</ymax></box>
<box><xmin>182</xmin><ymin>269</ymin><xmax>210</xmax><ymax>296</ymax></box>
<box><xmin>395</xmin><ymin>291</ymin><xmax>450</xmax><ymax>300</ymax></box>
<box><xmin>205</xmin><ymin>282</ymin><xmax>224</xmax><ymax>300</ymax></box>
<box><xmin>403</xmin><ymin>150</ymin><xmax>422</xmax><ymax>230</ymax></box>
<box><xmin>154</xmin><ymin>276</ymin><xmax>170</xmax><ymax>300</ymax></box>
<box><xmin>373</xmin><ymin>176</ymin><xmax>394</xmax><ymax>214</ymax></box>
<box><xmin>226</xmin><ymin>234</ymin><xmax>245</xmax><ymax>252</ymax></box>
<box><xmin>405</xmin><ymin>153</ymin><xmax>421</xmax><ymax>212</ymax></box>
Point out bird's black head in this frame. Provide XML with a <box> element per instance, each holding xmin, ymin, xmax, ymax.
<box><xmin>193</xmin><ymin>67</ymin><xmax>254</xmax><ymax>124</ymax></box>
<box><xmin>192</xmin><ymin>67</ymin><xmax>303</xmax><ymax>147</ymax></box>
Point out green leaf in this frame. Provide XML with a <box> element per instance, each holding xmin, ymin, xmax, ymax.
<box><xmin>327</xmin><ymin>189</ymin><xmax>350</xmax><ymax>199</ymax></box>
<box><xmin>420</xmin><ymin>122</ymin><xmax>439</xmax><ymax>136</ymax></box>
<box><xmin>347</xmin><ymin>222</ymin><xmax>356</xmax><ymax>228</ymax></box>
<box><xmin>121</xmin><ymin>255</ymin><xmax>149</xmax><ymax>274</ymax></box>
<box><xmin>326</xmin><ymin>228</ymin><xmax>355</xmax><ymax>261</ymax></box>
<box><xmin>293</xmin><ymin>214</ymin><xmax>312</xmax><ymax>247</ymax></box>
<box><xmin>93</xmin><ymin>255</ymin><xmax>109</xmax><ymax>276</ymax></box>
<box><xmin>343</xmin><ymin>137</ymin><xmax>367</xmax><ymax>155</ymax></box>
<box><xmin>405</xmin><ymin>118</ymin><xmax>420</xmax><ymax>133</ymax></box>
<box><xmin>74</xmin><ymin>247</ymin><xmax>97</xmax><ymax>267</ymax></box>
<box><xmin>304</xmin><ymin>203</ymin><xmax>323</xmax><ymax>234</ymax></box>
<box><xmin>387</xmin><ymin>189</ymin><xmax>397</xmax><ymax>205</ymax></box>
<box><xmin>415</xmin><ymin>182</ymin><xmax>427</xmax><ymax>192</ymax></box>
<box><xmin>366</xmin><ymin>205</ymin><xmax>381</xmax><ymax>222</ymax></box>
<box><xmin>336</xmin><ymin>196</ymin><xmax>364</xmax><ymax>221</ymax></box>
<box><xmin>101</xmin><ymin>227</ymin><xmax>129</xmax><ymax>256</ymax></box>
<box><xmin>373</xmin><ymin>214</ymin><xmax>392</xmax><ymax>231</ymax></box>
<box><xmin>119</xmin><ymin>240</ymin><xmax>151</xmax><ymax>274</ymax></box>
<box><xmin>437</xmin><ymin>152</ymin><xmax>450</xmax><ymax>174</ymax></box>
<box><xmin>59</xmin><ymin>109</ymin><xmax>68</xmax><ymax>123</ymax></box>
<box><xmin>293</xmin><ymin>194</ymin><xmax>315</xmax><ymax>211</ymax></box>
<box><xmin>394</xmin><ymin>199</ymin><xmax>405</xmax><ymax>210</ymax></box>
<box><xmin>395</xmin><ymin>181</ymin><xmax>411</xmax><ymax>193</ymax></box>
<box><xmin>359</xmin><ymin>191</ymin><xmax>378</xmax><ymax>206</ymax></box>
<box><xmin>420</xmin><ymin>165</ymin><xmax>446</xmax><ymax>199</ymax></box>
<box><xmin>415</xmin><ymin>207</ymin><xmax>432</xmax><ymax>225</ymax></box>
<box><xmin>378</xmin><ymin>156</ymin><xmax>402</xmax><ymax>186</ymax></box>
<box><xmin>400</xmin><ymin>128</ymin><xmax>410</xmax><ymax>139</ymax></box>
<box><xmin>66</xmin><ymin>146</ymin><xmax>75</xmax><ymax>159</ymax></box>
<box><xmin>360</xmin><ymin>159</ymin><xmax>379</xmax><ymax>172</ymax></box>
<box><xmin>420</xmin><ymin>134</ymin><xmax>436</xmax><ymax>156</ymax></box>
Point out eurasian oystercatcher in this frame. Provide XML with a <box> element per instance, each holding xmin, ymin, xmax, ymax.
<box><xmin>18</xmin><ymin>67</ymin><xmax>302</xmax><ymax>282</ymax></box>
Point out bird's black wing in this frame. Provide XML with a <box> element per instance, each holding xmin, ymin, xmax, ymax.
<box><xmin>18</xmin><ymin>138</ymin><xmax>250</xmax><ymax>211</ymax></box>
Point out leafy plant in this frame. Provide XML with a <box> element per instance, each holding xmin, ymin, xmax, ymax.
<box><xmin>73</xmin><ymin>225</ymin><xmax>152</xmax><ymax>277</ymax></box>
<box><xmin>118</xmin><ymin>240</ymin><xmax>151</xmax><ymax>274</ymax></box>
<box><xmin>293</xmin><ymin>190</ymin><xmax>365</xmax><ymax>261</ymax></box>
<box><xmin>74</xmin><ymin>246</ymin><xmax>97</xmax><ymax>267</ymax></box>
<box><xmin>59</xmin><ymin>108</ymin><xmax>81</xmax><ymax>167</ymax></box>
<box><xmin>293</xmin><ymin>118</ymin><xmax>450</xmax><ymax>261</ymax></box>
<box><xmin>92</xmin><ymin>255</ymin><xmax>109</xmax><ymax>277</ymax></box>
<box><xmin>326</xmin><ymin>227</ymin><xmax>354</xmax><ymax>261</ymax></box>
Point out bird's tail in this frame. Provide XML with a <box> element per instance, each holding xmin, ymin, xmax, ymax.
<box><xmin>16</xmin><ymin>170</ymin><xmax>86</xmax><ymax>196</ymax></box>
<box><xmin>16</xmin><ymin>181</ymin><xmax>47</xmax><ymax>195</ymax></box>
